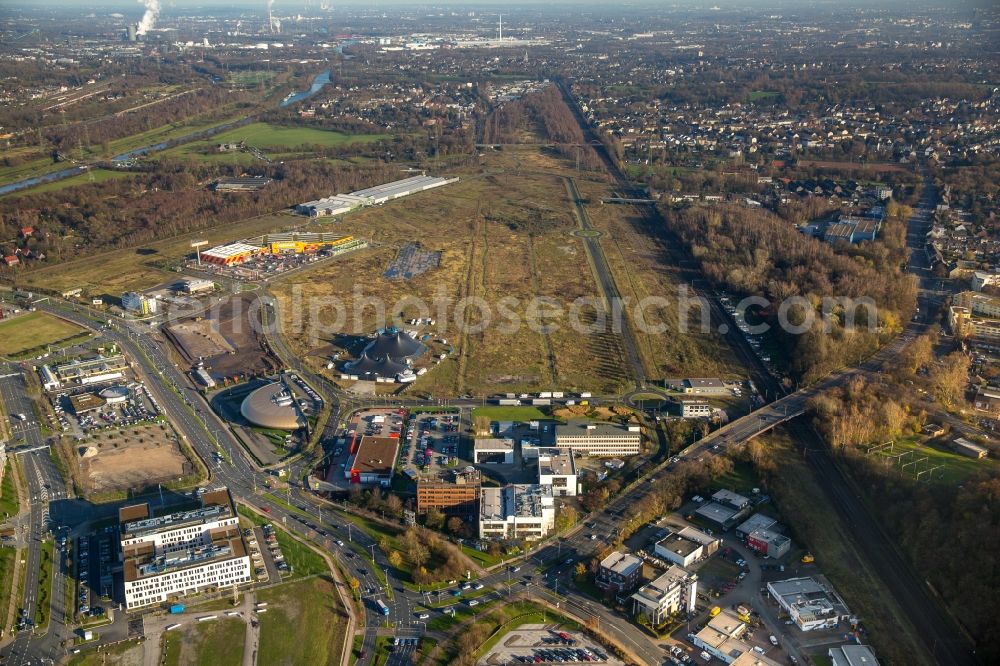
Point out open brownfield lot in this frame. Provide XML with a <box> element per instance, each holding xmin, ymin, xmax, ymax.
<box><xmin>271</xmin><ymin>164</ymin><xmax>635</xmax><ymax>396</ymax></box>
<box><xmin>164</xmin><ymin>293</ymin><xmax>279</xmax><ymax>381</ymax></box>
<box><xmin>71</xmin><ymin>423</ymin><xmax>192</xmax><ymax>495</ymax></box>
<box><xmin>575</xmin><ymin>177</ymin><xmax>743</xmax><ymax>379</ymax></box>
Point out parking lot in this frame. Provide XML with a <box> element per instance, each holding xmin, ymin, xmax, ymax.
<box><xmin>259</xmin><ymin>523</ymin><xmax>289</xmax><ymax>578</ymax></box>
<box><xmin>401</xmin><ymin>411</ymin><xmax>461</xmax><ymax>476</ymax></box>
<box><xmin>54</xmin><ymin>382</ymin><xmax>160</xmax><ymax>436</ymax></box>
<box><xmin>478</xmin><ymin>626</ymin><xmax>622</xmax><ymax>666</ymax></box>
<box><xmin>74</xmin><ymin>528</ymin><xmax>118</xmax><ymax>622</ymax></box>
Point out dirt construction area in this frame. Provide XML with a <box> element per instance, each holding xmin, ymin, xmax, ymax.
<box><xmin>72</xmin><ymin>423</ymin><xmax>192</xmax><ymax>495</ymax></box>
<box><xmin>165</xmin><ymin>293</ymin><xmax>279</xmax><ymax>380</ymax></box>
<box><xmin>165</xmin><ymin>318</ymin><xmax>235</xmax><ymax>360</ymax></box>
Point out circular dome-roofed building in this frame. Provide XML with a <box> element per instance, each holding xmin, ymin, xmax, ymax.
<box><xmin>364</xmin><ymin>328</ymin><xmax>425</xmax><ymax>362</ymax></box>
<box><xmin>345</xmin><ymin>352</ymin><xmax>408</xmax><ymax>378</ymax></box>
<box><xmin>99</xmin><ymin>385</ymin><xmax>130</xmax><ymax>405</ymax></box>
<box><xmin>240</xmin><ymin>382</ymin><xmax>305</xmax><ymax>430</ymax></box>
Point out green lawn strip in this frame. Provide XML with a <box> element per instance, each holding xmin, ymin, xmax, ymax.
<box><xmin>33</xmin><ymin>539</ymin><xmax>54</xmax><ymax>632</ymax></box>
<box><xmin>425</xmin><ymin>598</ymin><xmax>502</xmax><ymax>631</ymax></box>
<box><xmin>419</xmin><ymin>584</ymin><xmax>495</xmax><ymax>609</ymax></box>
<box><xmin>461</xmin><ymin>544</ymin><xmax>502</xmax><ymax>568</ymax></box>
<box><xmin>471</xmin><ymin>406</ymin><xmax>549</xmax><ymax>421</ymax></box>
<box><xmin>0</xmin><ymin>459</ymin><xmax>19</xmax><ymax>518</ymax></box>
<box><xmin>371</xmin><ymin>634</ymin><xmax>394</xmax><ymax>666</ymax></box>
<box><xmin>63</xmin><ymin>539</ymin><xmax>74</xmax><ymax>623</ymax></box>
<box><xmin>349</xmin><ymin>634</ymin><xmax>364</xmax><ymax>665</ymax></box>
<box><xmin>256</xmin><ymin>577</ymin><xmax>349</xmax><ymax>666</ymax></box>
<box><xmin>406</xmin><ymin>406</ymin><xmax>460</xmax><ymax>415</ymax></box>
<box><xmin>0</xmin><ymin>548</ymin><xmax>16</xmax><ymax>634</ymax></box>
<box><xmin>161</xmin><ymin>629</ymin><xmax>183</xmax><ymax>666</ymax></box>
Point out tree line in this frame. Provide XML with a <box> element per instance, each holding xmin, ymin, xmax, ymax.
<box><xmin>661</xmin><ymin>202</ymin><xmax>917</xmax><ymax>382</ymax></box>
<box><xmin>0</xmin><ymin>159</ymin><xmax>399</xmax><ymax>275</ymax></box>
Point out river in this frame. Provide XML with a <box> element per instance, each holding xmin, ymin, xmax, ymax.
<box><xmin>279</xmin><ymin>69</ymin><xmax>332</xmax><ymax>107</ymax></box>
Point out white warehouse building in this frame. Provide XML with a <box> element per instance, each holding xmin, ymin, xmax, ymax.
<box><xmin>296</xmin><ymin>175</ymin><xmax>459</xmax><ymax>218</ymax></box>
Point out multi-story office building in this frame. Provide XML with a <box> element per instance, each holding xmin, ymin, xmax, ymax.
<box><xmin>416</xmin><ymin>469</ymin><xmax>481</xmax><ymax>517</ymax></box>
<box><xmin>597</xmin><ymin>551</ymin><xmax>642</xmax><ymax>594</ymax></box>
<box><xmin>631</xmin><ymin>565</ymin><xmax>698</xmax><ymax>624</ymax></box>
<box><xmin>479</xmin><ymin>484</ymin><xmax>554</xmax><ymax>540</ymax></box>
<box><xmin>536</xmin><ymin>448</ymin><xmax>577</xmax><ymax>496</ymax></box>
<box><xmin>555</xmin><ymin>422</ymin><xmax>641</xmax><ymax>457</ymax></box>
<box><xmin>120</xmin><ymin>489</ymin><xmax>251</xmax><ymax>610</ymax></box>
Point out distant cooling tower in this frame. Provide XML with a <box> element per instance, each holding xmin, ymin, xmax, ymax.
<box><xmin>127</xmin><ymin>24</ymin><xmax>137</xmax><ymax>42</ymax></box>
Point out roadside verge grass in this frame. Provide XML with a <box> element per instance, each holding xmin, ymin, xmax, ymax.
<box><xmin>33</xmin><ymin>540</ymin><xmax>54</xmax><ymax>633</ymax></box>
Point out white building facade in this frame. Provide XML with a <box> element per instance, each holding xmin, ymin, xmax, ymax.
<box><xmin>554</xmin><ymin>422</ymin><xmax>641</xmax><ymax>456</ymax></box>
<box><xmin>121</xmin><ymin>490</ymin><xmax>251</xmax><ymax>610</ymax></box>
<box><xmin>479</xmin><ymin>485</ymin><xmax>555</xmax><ymax>540</ymax></box>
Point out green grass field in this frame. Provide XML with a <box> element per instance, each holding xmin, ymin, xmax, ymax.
<box><xmin>0</xmin><ymin>311</ymin><xmax>89</xmax><ymax>358</ymax></box>
<box><xmin>256</xmin><ymin>577</ymin><xmax>349</xmax><ymax>666</ymax></box>
<box><xmin>461</xmin><ymin>544</ymin><xmax>502</xmax><ymax>568</ymax></box>
<box><xmin>749</xmin><ymin>90</ymin><xmax>781</xmax><ymax>101</ymax></box>
<box><xmin>166</xmin><ymin>122</ymin><xmax>388</xmax><ymax>157</ymax></box>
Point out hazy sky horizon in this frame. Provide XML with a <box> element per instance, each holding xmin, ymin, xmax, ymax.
<box><xmin>1</xmin><ymin>0</ymin><xmax>984</xmax><ymax>9</ymax></box>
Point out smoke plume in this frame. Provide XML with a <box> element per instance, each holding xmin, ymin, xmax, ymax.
<box><xmin>136</xmin><ymin>0</ymin><xmax>160</xmax><ymax>35</ymax></box>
